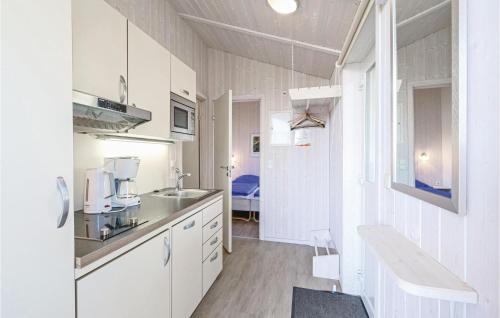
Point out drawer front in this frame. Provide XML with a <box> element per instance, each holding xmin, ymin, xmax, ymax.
<box><xmin>203</xmin><ymin>229</ymin><xmax>223</xmax><ymax>261</ymax></box>
<box><xmin>203</xmin><ymin>213</ymin><xmax>222</xmax><ymax>243</ymax></box>
<box><xmin>202</xmin><ymin>199</ymin><xmax>223</xmax><ymax>226</ymax></box>
<box><xmin>202</xmin><ymin>244</ymin><xmax>223</xmax><ymax>296</ymax></box>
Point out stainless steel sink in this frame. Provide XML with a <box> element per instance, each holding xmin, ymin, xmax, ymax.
<box><xmin>152</xmin><ymin>189</ymin><xmax>210</xmax><ymax>199</ymax></box>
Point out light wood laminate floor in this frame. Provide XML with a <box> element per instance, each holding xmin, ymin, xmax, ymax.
<box><xmin>192</xmin><ymin>238</ymin><xmax>339</xmax><ymax>318</ymax></box>
<box><xmin>232</xmin><ymin>219</ymin><xmax>259</xmax><ymax>239</ymax></box>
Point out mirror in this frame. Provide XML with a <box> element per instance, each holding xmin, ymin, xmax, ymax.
<box><xmin>392</xmin><ymin>0</ymin><xmax>466</xmax><ymax>214</ymax></box>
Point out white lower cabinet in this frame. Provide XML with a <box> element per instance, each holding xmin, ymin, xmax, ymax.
<box><xmin>76</xmin><ymin>199</ymin><xmax>224</xmax><ymax>318</ymax></box>
<box><xmin>77</xmin><ymin>230</ymin><xmax>172</xmax><ymax>318</ymax></box>
<box><xmin>172</xmin><ymin>212</ymin><xmax>203</xmax><ymax>318</ymax></box>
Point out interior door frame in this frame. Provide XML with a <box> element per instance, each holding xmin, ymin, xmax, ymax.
<box><xmin>232</xmin><ymin>94</ymin><xmax>265</xmax><ymax>240</ymax></box>
<box><xmin>361</xmin><ymin>59</ymin><xmax>378</xmax><ymax>317</ymax></box>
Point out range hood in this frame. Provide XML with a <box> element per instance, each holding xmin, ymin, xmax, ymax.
<box><xmin>73</xmin><ymin>90</ymin><xmax>151</xmax><ymax>133</ymax></box>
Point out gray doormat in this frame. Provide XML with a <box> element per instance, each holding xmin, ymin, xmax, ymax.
<box><xmin>292</xmin><ymin>287</ymin><xmax>369</xmax><ymax>318</ymax></box>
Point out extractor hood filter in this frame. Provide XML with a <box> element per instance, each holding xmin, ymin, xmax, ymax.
<box><xmin>73</xmin><ymin>91</ymin><xmax>151</xmax><ymax>133</ymax></box>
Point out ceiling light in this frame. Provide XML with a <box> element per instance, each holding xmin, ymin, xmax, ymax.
<box><xmin>267</xmin><ymin>0</ymin><xmax>298</xmax><ymax>14</ymax></box>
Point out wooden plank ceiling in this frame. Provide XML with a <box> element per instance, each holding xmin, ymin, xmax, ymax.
<box><xmin>396</xmin><ymin>0</ymin><xmax>451</xmax><ymax>48</ymax></box>
<box><xmin>168</xmin><ymin>0</ymin><xmax>359</xmax><ymax>79</ymax></box>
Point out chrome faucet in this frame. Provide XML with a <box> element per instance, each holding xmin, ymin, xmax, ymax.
<box><xmin>175</xmin><ymin>168</ymin><xmax>191</xmax><ymax>192</ymax></box>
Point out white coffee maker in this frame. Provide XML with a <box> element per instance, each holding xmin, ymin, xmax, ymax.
<box><xmin>104</xmin><ymin>157</ymin><xmax>141</xmax><ymax>208</ymax></box>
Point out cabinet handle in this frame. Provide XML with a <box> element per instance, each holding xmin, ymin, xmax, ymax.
<box><xmin>182</xmin><ymin>89</ymin><xmax>190</xmax><ymax>96</ymax></box>
<box><xmin>163</xmin><ymin>237</ymin><xmax>171</xmax><ymax>267</ymax></box>
<box><xmin>183</xmin><ymin>220</ymin><xmax>195</xmax><ymax>230</ymax></box>
<box><xmin>210</xmin><ymin>221</ymin><xmax>218</xmax><ymax>229</ymax></box>
<box><xmin>119</xmin><ymin>75</ymin><xmax>127</xmax><ymax>104</ymax></box>
<box><xmin>210</xmin><ymin>236</ymin><xmax>218</xmax><ymax>246</ymax></box>
<box><xmin>56</xmin><ymin>177</ymin><xmax>69</xmax><ymax>229</ymax></box>
<box><xmin>210</xmin><ymin>252</ymin><xmax>218</xmax><ymax>262</ymax></box>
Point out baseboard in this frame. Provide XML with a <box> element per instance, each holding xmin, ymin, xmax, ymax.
<box><xmin>360</xmin><ymin>293</ymin><xmax>375</xmax><ymax>318</ymax></box>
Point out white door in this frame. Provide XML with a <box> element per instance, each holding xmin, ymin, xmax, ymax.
<box><xmin>1</xmin><ymin>1</ymin><xmax>75</xmax><ymax>317</ymax></box>
<box><xmin>213</xmin><ymin>91</ymin><xmax>233</xmax><ymax>253</ymax></box>
<box><xmin>77</xmin><ymin>230</ymin><xmax>171</xmax><ymax>318</ymax></box>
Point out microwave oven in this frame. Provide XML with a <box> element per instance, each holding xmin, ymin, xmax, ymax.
<box><xmin>170</xmin><ymin>93</ymin><xmax>196</xmax><ymax>141</ymax></box>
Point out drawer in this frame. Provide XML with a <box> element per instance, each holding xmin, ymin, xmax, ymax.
<box><xmin>202</xmin><ymin>199</ymin><xmax>223</xmax><ymax>226</ymax></box>
<box><xmin>203</xmin><ymin>213</ymin><xmax>222</xmax><ymax>243</ymax></box>
<box><xmin>203</xmin><ymin>229</ymin><xmax>222</xmax><ymax>261</ymax></box>
<box><xmin>202</xmin><ymin>243</ymin><xmax>223</xmax><ymax>296</ymax></box>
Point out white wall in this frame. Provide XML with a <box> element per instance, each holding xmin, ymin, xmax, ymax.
<box><xmin>232</xmin><ymin>101</ymin><xmax>260</xmax><ymax>179</ymax></box>
<box><xmin>207</xmin><ymin>49</ymin><xmax>330</xmax><ymax>244</ymax></box>
<box><xmin>355</xmin><ymin>1</ymin><xmax>500</xmax><ymax>317</ymax></box>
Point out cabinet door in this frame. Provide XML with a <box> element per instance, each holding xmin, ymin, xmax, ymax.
<box><xmin>171</xmin><ymin>54</ymin><xmax>197</xmax><ymax>103</ymax></box>
<box><xmin>1</xmin><ymin>1</ymin><xmax>74</xmax><ymax>316</ymax></box>
<box><xmin>128</xmin><ymin>21</ymin><xmax>171</xmax><ymax>139</ymax></box>
<box><xmin>77</xmin><ymin>230</ymin><xmax>172</xmax><ymax>318</ymax></box>
<box><xmin>172</xmin><ymin>213</ymin><xmax>203</xmax><ymax>318</ymax></box>
<box><xmin>72</xmin><ymin>0</ymin><xmax>128</xmax><ymax>103</ymax></box>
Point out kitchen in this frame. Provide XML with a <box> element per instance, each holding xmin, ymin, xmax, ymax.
<box><xmin>1</xmin><ymin>0</ymin><xmax>499</xmax><ymax>318</ymax></box>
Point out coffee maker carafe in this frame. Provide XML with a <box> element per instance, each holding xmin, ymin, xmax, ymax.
<box><xmin>104</xmin><ymin>157</ymin><xmax>141</xmax><ymax>208</ymax></box>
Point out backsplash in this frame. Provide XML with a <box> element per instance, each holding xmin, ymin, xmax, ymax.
<box><xmin>73</xmin><ymin>133</ymin><xmax>181</xmax><ymax>210</ymax></box>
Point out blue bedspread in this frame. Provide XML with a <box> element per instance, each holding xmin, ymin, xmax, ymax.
<box><xmin>232</xmin><ymin>182</ymin><xmax>258</xmax><ymax>196</ymax></box>
<box><xmin>415</xmin><ymin>180</ymin><xmax>451</xmax><ymax>198</ymax></box>
<box><xmin>232</xmin><ymin>175</ymin><xmax>259</xmax><ymax>197</ymax></box>
<box><xmin>254</xmin><ymin>190</ymin><xmax>260</xmax><ymax>198</ymax></box>
<box><xmin>233</xmin><ymin>175</ymin><xmax>259</xmax><ymax>184</ymax></box>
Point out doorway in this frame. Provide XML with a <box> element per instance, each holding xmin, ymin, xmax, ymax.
<box><xmin>231</xmin><ymin>100</ymin><xmax>261</xmax><ymax>239</ymax></box>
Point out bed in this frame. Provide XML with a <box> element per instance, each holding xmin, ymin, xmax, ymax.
<box><xmin>415</xmin><ymin>180</ymin><xmax>451</xmax><ymax>198</ymax></box>
<box><xmin>232</xmin><ymin>175</ymin><xmax>259</xmax><ymax>221</ymax></box>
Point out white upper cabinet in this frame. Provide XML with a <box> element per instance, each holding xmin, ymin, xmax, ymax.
<box><xmin>72</xmin><ymin>0</ymin><xmax>128</xmax><ymax>103</ymax></box>
<box><xmin>171</xmin><ymin>54</ymin><xmax>197</xmax><ymax>103</ymax></box>
<box><xmin>77</xmin><ymin>230</ymin><xmax>172</xmax><ymax>318</ymax></box>
<box><xmin>128</xmin><ymin>21</ymin><xmax>171</xmax><ymax>139</ymax></box>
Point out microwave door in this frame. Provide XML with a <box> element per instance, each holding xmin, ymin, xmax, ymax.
<box><xmin>174</xmin><ymin>107</ymin><xmax>189</xmax><ymax>131</ymax></box>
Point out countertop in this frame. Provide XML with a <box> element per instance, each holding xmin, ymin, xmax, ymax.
<box><xmin>74</xmin><ymin>189</ymin><xmax>223</xmax><ymax>269</ymax></box>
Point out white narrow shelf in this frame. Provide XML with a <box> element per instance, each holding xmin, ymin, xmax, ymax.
<box><xmin>358</xmin><ymin>225</ymin><xmax>478</xmax><ymax>304</ymax></box>
<box><xmin>289</xmin><ymin>85</ymin><xmax>341</xmax><ymax>112</ymax></box>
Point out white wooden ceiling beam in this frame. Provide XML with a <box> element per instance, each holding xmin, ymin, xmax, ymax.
<box><xmin>397</xmin><ymin>0</ymin><xmax>451</xmax><ymax>28</ymax></box>
<box><xmin>178</xmin><ymin>13</ymin><xmax>342</xmax><ymax>56</ymax></box>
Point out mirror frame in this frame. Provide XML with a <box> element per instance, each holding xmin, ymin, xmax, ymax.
<box><xmin>391</xmin><ymin>0</ymin><xmax>467</xmax><ymax>215</ymax></box>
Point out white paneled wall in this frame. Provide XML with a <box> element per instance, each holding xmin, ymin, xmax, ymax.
<box><xmin>207</xmin><ymin>49</ymin><xmax>330</xmax><ymax>244</ymax></box>
<box><xmin>344</xmin><ymin>1</ymin><xmax>500</xmax><ymax>318</ymax></box>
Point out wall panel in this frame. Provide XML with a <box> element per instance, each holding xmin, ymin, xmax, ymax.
<box><xmin>206</xmin><ymin>48</ymin><xmax>330</xmax><ymax>244</ymax></box>
<box><xmin>368</xmin><ymin>2</ymin><xmax>499</xmax><ymax>318</ymax></box>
